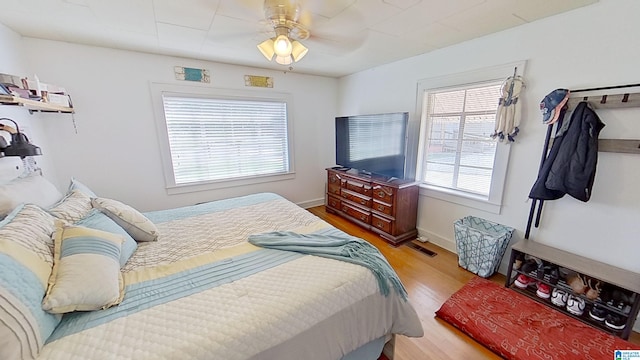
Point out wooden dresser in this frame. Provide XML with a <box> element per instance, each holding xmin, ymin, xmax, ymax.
<box><xmin>325</xmin><ymin>168</ymin><xmax>419</xmax><ymax>246</ymax></box>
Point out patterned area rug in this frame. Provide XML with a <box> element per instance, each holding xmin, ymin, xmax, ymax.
<box><xmin>436</xmin><ymin>277</ymin><xmax>636</xmax><ymax>360</ymax></box>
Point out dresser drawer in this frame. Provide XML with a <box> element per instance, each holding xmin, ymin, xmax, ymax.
<box><xmin>341</xmin><ymin>203</ymin><xmax>370</xmax><ymax>224</ymax></box>
<box><xmin>372</xmin><ymin>200</ymin><xmax>393</xmax><ymax>216</ymax></box>
<box><xmin>326</xmin><ymin>195</ymin><xmax>341</xmax><ymax>211</ymax></box>
<box><xmin>328</xmin><ymin>183</ymin><xmax>341</xmax><ymax>196</ymax></box>
<box><xmin>341</xmin><ymin>190</ymin><xmax>372</xmax><ymax>208</ymax></box>
<box><xmin>371</xmin><ymin>214</ymin><xmax>392</xmax><ymax>234</ymax></box>
<box><xmin>343</xmin><ymin>178</ymin><xmax>372</xmax><ymax>196</ymax></box>
<box><xmin>372</xmin><ymin>185</ymin><xmax>394</xmax><ymax>203</ymax></box>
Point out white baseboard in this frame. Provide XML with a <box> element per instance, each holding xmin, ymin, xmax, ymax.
<box><xmin>416</xmin><ymin>226</ymin><xmax>456</xmax><ymax>254</ymax></box>
<box><xmin>297</xmin><ymin>197</ymin><xmax>324</xmax><ymax>209</ymax></box>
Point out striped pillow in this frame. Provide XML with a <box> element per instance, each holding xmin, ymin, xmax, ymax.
<box><xmin>75</xmin><ymin>209</ymin><xmax>138</xmax><ymax>268</ymax></box>
<box><xmin>42</xmin><ymin>224</ymin><xmax>125</xmax><ymax>314</ymax></box>
<box><xmin>0</xmin><ymin>204</ymin><xmax>62</xmax><ymax>360</ymax></box>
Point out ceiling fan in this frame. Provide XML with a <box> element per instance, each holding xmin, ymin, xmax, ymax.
<box><xmin>256</xmin><ymin>0</ymin><xmax>312</xmax><ymax>65</ymax></box>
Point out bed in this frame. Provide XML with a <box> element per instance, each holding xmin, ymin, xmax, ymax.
<box><xmin>0</xmin><ymin>175</ymin><xmax>423</xmax><ymax>360</ymax></box>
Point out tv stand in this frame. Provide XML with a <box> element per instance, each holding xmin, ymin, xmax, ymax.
<box><xmin>325</xmin><ymin>168</ymin><xmax>419</xmax><ymax>246</ymax></box>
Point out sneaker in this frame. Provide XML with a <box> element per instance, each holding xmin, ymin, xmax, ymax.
<box><xmin>548</xmin><ymin>267</ymin><xmax>560</xmax><ymax>285</ymax></box>
<box><xmin>589</xmin><ymin>304</ymin><xmax>607</xmax><ymax>321</ymax></box>
<box><xmin>536</xmin><ymin>283</ymin><xmax>551</xmax><ymax>299</ymax></box>
<box><xmin>551</xmin><ymin>288</ymin><xmax>568</xmax><ymax>307</ymax></box>
<box><xmin>520</xmin><ymin>260</ymin><xmax>539</xmax><ymax>275</ymax></box>
<box><xmin>513</xmin><ymin>253</ymin><xmax>525</xmax><ymax>270</ymax></box>
<box><xmin>514</xmin><ymin>274</ymin><xmax>535</xmax><ymax>289</ymax></box>
<box><xmin>604</xmin><ymin>314</ymin><xmax>626</xmax><ymax>330</ymax></box>
<box><xmin>566</xmin><ymin>295</ymin><xmax>585</xmax><ymax>316</ymax></box>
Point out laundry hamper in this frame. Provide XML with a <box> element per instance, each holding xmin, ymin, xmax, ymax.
<box><xmin>454</xmin><ymin>216</ymin><xmax>515</xmax><ymax>278</ymax></box>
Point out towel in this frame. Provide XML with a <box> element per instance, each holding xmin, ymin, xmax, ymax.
<box><xmin>248</xmin><ymin>230</ymin><xmax>408</xmax><ymax>300</ymax></box>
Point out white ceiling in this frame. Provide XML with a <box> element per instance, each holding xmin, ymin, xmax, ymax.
<box><xmin>0</xmin><ymin>0</ymin><xmax>598</xmax><ymax>78</ymax></box>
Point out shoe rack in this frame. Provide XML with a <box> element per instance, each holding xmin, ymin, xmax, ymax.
<box><xmin>505</xmin><ymin>240</ymin><xmax>640</xmax><ymax>340</ymax></box>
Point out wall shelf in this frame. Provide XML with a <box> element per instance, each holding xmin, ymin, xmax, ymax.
<box><xmin>0</xmin><ymin>94</ymin><xmax>74</xmax><ymax>113</ymax></box>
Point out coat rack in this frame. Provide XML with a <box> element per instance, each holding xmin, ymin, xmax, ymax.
<box><xmin>525</xmin><ymin>83</ymin><xmax>640</xmax><ymax>239</ymax></box>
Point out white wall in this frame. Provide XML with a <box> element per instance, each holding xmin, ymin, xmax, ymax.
<box><xmin>338</xmin><ymin>0</ymin><xmax>640</xmax><ymax>275</ymax></box>
<box><xmin>0</xmin><ymin>23</ymin><xmax>60</xmax><ymax>183</ymax></box>
<box><xmin>19</xmin><ymin>40</ymin><xmax>338</xmax><ymax>211</ymax></box>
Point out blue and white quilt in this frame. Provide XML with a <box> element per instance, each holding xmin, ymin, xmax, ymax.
<box><xmin>38</xmin><ymin>193</ymin><xmax>423</xmax><ymax>360</ymax></box>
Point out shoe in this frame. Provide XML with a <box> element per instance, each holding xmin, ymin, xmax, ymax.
<box><xmin>551</xmin><ymin>288</ymin><xmax>568</xmax><ymax>307</ymax></box>
<box><xmin>589</xmin><ymin>304</ymin><xmax>607</xmax><ymax>321</ymax></box>
<box><xmin>536</xmin><ymin>283</ymin><xmax>551</xmax><ymax>299</ymax></box>
<box><xmin>513</xmin><ymin>253</ymin><xmax>525</xmax><ymax>270</ymax></box>
<box><xmin>604</xmin><ymin>313</ymin><xmax>626</xmax><ymax>330</ymax></box>
<box><xmin>566</xmin><ymin>295</ymin><xmax>585</xmax><ymax>316</ymax></box>
<box><xmin>514</xmin><ymin>274</ymin><xmax>535</xmax><ymax>289</ymax></box>
<box><xmin>548</xmin><ymin>267</ymin><xmax>560</xmax><ymax>285</ymax></box>
<box><xmin>520</xmin><ymin>259</ymin><xmax>538</xmax><ymax>275</ymax></box>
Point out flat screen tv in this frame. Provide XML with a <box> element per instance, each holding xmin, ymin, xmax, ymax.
<box><xmin>335</xmin><ymin>112</ymin><xmax>409</xmax><ymax>179</ymax></box>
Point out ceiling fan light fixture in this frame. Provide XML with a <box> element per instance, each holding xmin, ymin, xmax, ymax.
<box><xmin>273</xmin><ymin>34</ymin><xmax>292</xmax><ymax>57</ymax></box>
<box><xmin>290</xmin><ymin>40</ymin><xmax>308</xmax><ymax>62</ymax></box>
<box><xmin>275</xmin><ymin>55</ymin><xmax>293</xmax><ymax>65</ymax></box>
<box><xmin>257</xmin><ymin>38</ymin><xmax>276</xmax><ymax>60</ymax></box>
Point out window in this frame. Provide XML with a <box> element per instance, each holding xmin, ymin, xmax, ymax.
<box><xmin>422</xmin><ymin>82</ymin><xmax>501</xmax><ymax>196</ymax></box>
<box><xmin>151</xmin><ymin>84</ymin><xmax>294</xmax><ymax>194</ymax></box>
<box><xmin>416</xmin><ymin>62</ymin><xmax>524</xmax><ymax>213</ymax></box>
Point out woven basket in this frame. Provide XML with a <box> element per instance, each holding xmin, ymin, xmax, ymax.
<box><xmin>454</xmin><ymin>216</ymin><xmax>514</xmax><ymax>278</ymax></box>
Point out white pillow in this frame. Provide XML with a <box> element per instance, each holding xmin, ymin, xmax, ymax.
<box><xmin>91</xmin><ymin>197</ymin><xmax>158</xmax><ymax>242</ymax></box>
<box><xmin>42</xmin><ymin>224</ymin><xmax>125</xmax><ymax>313</ymax></box>
<box><xmin>0</xmin><ymin>175</ymin><xmax>63</xmax><ymax>217</ymax></box>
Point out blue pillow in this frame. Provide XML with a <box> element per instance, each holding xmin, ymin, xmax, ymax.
<box><xmin>75</xmin><ymin>209</ymin><xmax>137</xmax><ymax>267</ymax></box>
<box><xmin>68</xmin><ymin>177</ymin><xmax>97</xmax><ymax>198</ymax></box>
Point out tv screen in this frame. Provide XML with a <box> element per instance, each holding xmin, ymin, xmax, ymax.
<box><xmin>335</xmin><ymin>112</ymin><xmax>409</xmax><ymax>179</ymax></box>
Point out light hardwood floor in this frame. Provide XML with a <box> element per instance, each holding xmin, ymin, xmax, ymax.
<box><xmin>307</xmin><ymin>206</ymin><xmax>640</xmax><ymax>359</ymax></box>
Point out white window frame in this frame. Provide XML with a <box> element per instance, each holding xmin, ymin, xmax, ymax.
<box><xmin>415</xmin><ymin>61</ymin><xmax>526</xmax><ymax>214</ymax></box>
<box><xmin>150</xmin><ymin>83</ymin><xmax>295</xmax><ymax>195</ymax></box>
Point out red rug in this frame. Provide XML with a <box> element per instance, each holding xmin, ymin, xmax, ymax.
<box><xmin>436</xmin><ymin>277</ymin><xmax>637</xmax><ymax>360</ymax></box>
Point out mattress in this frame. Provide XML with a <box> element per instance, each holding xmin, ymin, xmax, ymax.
<box><xmin>38</xmin><ymin>193</ymin><xmax>423</xmax><ymax>359</ymax></box>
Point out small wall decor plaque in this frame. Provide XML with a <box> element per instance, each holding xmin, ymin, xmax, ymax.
<box><xmin>244</xmin><ymin>75</ymin><xmax>273</xmax><ymax>88</ymax></box>
<box><xmin>175</xmin><ymin>66</ymin><xmax>210</xmax><ymax>83</ymax></box>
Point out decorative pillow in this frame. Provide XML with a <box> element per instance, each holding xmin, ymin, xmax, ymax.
<box><xmin>75</xmin><ymin>209</ymin><xmax>138</xmax><ymax>267</ymax></box>
<box><xmin>0</xmin><ymin>204</ymin><xmax>62</xmax><ymax>360</ymax></box>
<box><xmin>42</xmin><ymin>224</ymin><xmax>125</xmax><ymax>314</ymax></box>
<box><xmin>0</xmin><ymin>174</ymin><xmax>63</xmax><ymax>217</ymax></box>
<box><xmin>91</xmin><ymin>197</ymin><xmax>158</xmax><ymax>242</ymax></box>
<box><xmin>48</xmin><ymin>189</ymin><xmax>93</xmax><ymax>223</ymax></box>
<box><xmin>68</xmin><ymin>177</ymin><xmax>97</xmax><ymax>197</ymax></box>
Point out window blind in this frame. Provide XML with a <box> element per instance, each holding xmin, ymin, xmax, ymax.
<box><xmin>423</xmin><ymin>82</ymin><xmax>501</xmax><ymax>197</ymax></box>
<box><xmin>162</xmin><ymin>96</ymin><xmax>290</xmax><ymax>185</ymax></box>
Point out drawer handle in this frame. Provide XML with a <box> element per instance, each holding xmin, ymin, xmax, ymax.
<box><xmin>376</xmin><ymin>222</ymin><xmax>383</xmax><ymax>228</ymax></box>
<box><xmin>378</xmin><ymin>191</ymin><xmax>385</xmax><ymax>197</ymax></box>
<box><xmin>360</xmin><ymin>215</ymin><xmax>366</xmax><ymax>221</ymax></box>
<box><xmin>342</xmin><ymin>206</ymin><xmax>348</xmax><ymax>212</ymax></box>
<box><xmin>377</xmin><ymin>205</ymin><xmax>384</xmax><ymax>211</ymax></box>
<box><xmin>360</xmin><ymin>199</ymin><xmax>366</xmax><ymax>205</ymax></box>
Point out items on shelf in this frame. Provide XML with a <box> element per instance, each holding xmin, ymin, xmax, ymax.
<box><xmin>506</xmin><ymin>246</ymin><xmax>638</xmax><ymax>339</ymax></box>
<box><xmin>0</xmin><ymin>72</ymin><xmax>73</xmax><ymax>113</ymax></box>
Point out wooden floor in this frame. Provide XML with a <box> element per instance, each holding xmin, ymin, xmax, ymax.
<box><xmin>307</xmin><ymin>206</ymin><xmax>640</xmax><ymax>360</ymax></box>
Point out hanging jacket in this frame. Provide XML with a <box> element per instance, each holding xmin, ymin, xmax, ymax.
<box><xmin>528</xmin><ymin>107</ymin><xmax>569</xmax><ymax>201</ymax></box>
<box><xmin>544</xmin><ymin>101</ymin><xmax>605</xmax><ymax>202</ymax></box>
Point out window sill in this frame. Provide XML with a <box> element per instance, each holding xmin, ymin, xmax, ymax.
<box><xmin>418</xmin><ymin>184</ymin><xmax>501</xmax><ymax>214</ymax></box>
<box><xmin>166</xmin><ymin>172</ymin><xmax>296</xmax><ymax>195</ymax></box>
